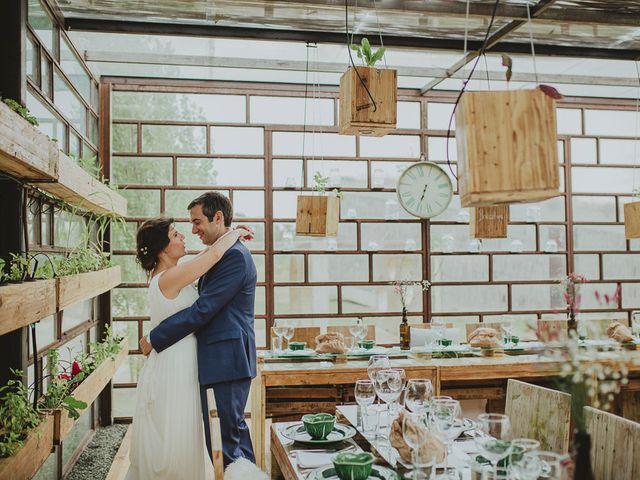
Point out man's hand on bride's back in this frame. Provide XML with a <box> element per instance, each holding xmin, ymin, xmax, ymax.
<box><xmin>234</xmin><ymin>224</ymin><xmax>254</xmax><ymax>242</ymax></box>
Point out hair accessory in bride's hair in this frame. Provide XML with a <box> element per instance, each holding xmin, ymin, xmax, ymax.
<box><xmin>139</xmin><ymin>246</ymin><xmax>148</xmax><ymax>255</ymax></box>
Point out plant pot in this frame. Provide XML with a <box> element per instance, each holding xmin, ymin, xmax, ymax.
<box><xmin>0</xmin><ymin>278</ymin><xmax>57</xmax><ymax>336</ymax></box>
<box><xmin>0</xmin><ymin>414</ymin><xmax>54</xmax><ymax>480</ymax></box>
<box><xmin>572</xmin><ymin>430</ymin><xmax>594</xmax><ymax>480</ymax></box>
<box><xmin>358</xmin><ymin>340</ymin><xmax>376</xmax><ymax>350</ymax></box>
<box><xmin>288</xmin><ymin>341</ymin><xmax>306</xmax><ymax>351</ymax></box>
<box><xmin>624</xmin><ymin>200</ymin><xmax>640</xmax><ymax>239</ymax></box>
<box><xmin>56</xmin><ymin>266</ymin><xmax>121</xmax><ymax>310</ymax></box>
<box><xmin>295</xmin><ymin>195</ymin><xmax>340</xmax><ymax>237</ymax></box>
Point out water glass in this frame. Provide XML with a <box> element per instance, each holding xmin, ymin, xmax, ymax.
<box><xmin>374</xmin><ymin>369</ymin><xmax>403</xmax><ymax>431</ymax></box>
<box><xmin>403</xmin><ymin>412</ymin><xmax>430</xmax><ymax>479</ymax></box>
<box><xmin>283</xmin><ymin>326</ymin><xmax>295</xmax><ymax>349</ymax></box>
<box><xmin>362</xmin><ymin>405</ymin><xmax>379</xmax><ymax>438</ymax></box>
<box><xmin>405</xmin><ymin>379</ymin><xmax>433</xmax><ymax>415</ymax></box>
<box><xmin>508</xmin><ymin>439</ymin><xmax>541</xmax><ymax>479</ymax></box>
<box><xmin>367</xmin><ymin>355</ymin><xmax>391</xmax><ymax>383</ymax></box>
<box><xmin>355</xmin><ymin>379</ymin><xmax>376</xmax><ymax>432</ymax></box>
<box><xmin>271</xmin><ymin>336</ymin><xmax>283</xmax><ymax>353</ymax></box>
<box><xmin>475</xmin><ymin>414</ymin><xmax>512</xmax><ymax>479</ymax></box>
<box><xmin>344</xmin><ymin>336</ymin><xmax>355</xmax><ymax>353</ymax></box>
<box><xmin>430</xmin><ymin>398</ymin><xmax>461</xmax><ymax>479</ymax></box>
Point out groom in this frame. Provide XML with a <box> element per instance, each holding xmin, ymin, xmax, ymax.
<box><xmin>140</xmin><ymin>191</ymin><xmax>257</xmax><ymax>467</ymax></box>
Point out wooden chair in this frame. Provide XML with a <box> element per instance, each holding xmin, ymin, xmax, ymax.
<box><xmin>271</xmin><ymin>326</ymin><xmax>321</xmax><ymax>349</ymax></box>
<box><xmin>505</xmin><ymin>379</ymin><xmax>571</xmax><ymax>453</ymax></box>
<box><xmin>410</xmin><ymin>322</ymin><xmax>454</xmax><ymax>330</ymax></box>
<box><xmin>536</xmin><ymin>319</ymin><xmax>568</xmax><ymax>342</ymax></box>
<box><xmin>327</xmin><ymin>325</ymin><xmax>375</xmax><ymax>341</ymax></box>
<box><xmin>583</xmin><ymin>318</ymin><xmax>629</xmax><ymax>338</ymax></box>
<box><xmin>585</xmin><ymin>406</ymin><xmax>640</xmax><ymax>480</ymax></box>
<box><xmin>465</xmin><ymin>322</ymin><xmax>503</xmax><ymax>342</ymax></box>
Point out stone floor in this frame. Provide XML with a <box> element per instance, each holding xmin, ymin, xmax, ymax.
<box><xmin>68</xmin><ymin>424</ymin><xmax>128</xmax><ymax>480</ymax></box>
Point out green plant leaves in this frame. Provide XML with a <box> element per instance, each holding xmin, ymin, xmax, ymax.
<box><xmin>62</xmin><ymin>397</ymin><xmax>88</xmax><ymax>420</ymax></box>
<box><xmin>350</xmin><ymin>37</ymin><xmax>385</xmax><ymax>67</ymax></box>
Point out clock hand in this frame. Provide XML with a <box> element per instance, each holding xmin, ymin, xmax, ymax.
<box><xmin>419</xmin><ymin>184</ymin><xmax>429</xmax><ymax>202</ymax></box>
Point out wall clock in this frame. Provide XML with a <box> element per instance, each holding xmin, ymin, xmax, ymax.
<box><xmin>396</xmin><ymin>161</ymin><xmax>453</xmax><ymax>218</ymax></box>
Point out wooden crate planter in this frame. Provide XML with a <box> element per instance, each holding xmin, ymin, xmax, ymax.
<box><xmin>57</xmin><ymin>266</ymin><xmax>121</xmax><ymax>311</ymax></box>
<box><xmin>295</xmin><ymin>195</ymin><xmax>340</xmax><ymax>237</ymax></box>
<box><xmin>0</xmin><ymin>414</ymin><xmax>54</xmax><ymax>480</ymax></box>
<box><xmin>0</xmin><ymin>279</ymin><xmax>57</xmax><ymax>336</ymax></box>
<box><xmin>455</xmin><ymin>89</ymin><xmax>560</xmax><ymax>207</ymax></box>
<box><xmin>53</xmin><ymin>338</ymin><xmax>128</xmax><ymax>444</ymax></box>
<box><xmin>33</xmin><ymin>152</ymin><xmax>127</xmax><ymax>217</ymax></box>
<box><xmin>624</xmin><ymin>201</ymin><xmax>640</xmax><ymax>239</ymax></box>
<box><xmin>470</xmin><ymin>205</ymin><xmax>509</xmax><ymax>239</ymax></box>
<box><xmin>339</xmin><ymin>66</ymin><xmax>397</xmax><ymax>136</ymax></box>
<box><xmin>0</xmin><ymin>101</ymin><xmax>58</xmax><ymax>181</ymax></box>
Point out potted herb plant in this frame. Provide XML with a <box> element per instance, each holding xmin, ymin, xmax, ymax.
<box><xmin>339</xmin><ymin>37</ymin><xmax>397</xmax><ymax>136</ymax></box>
<box><xmin>295</xmin><ymin>171</ymin><xmax>342</xmax><ymax>237</ymax></box>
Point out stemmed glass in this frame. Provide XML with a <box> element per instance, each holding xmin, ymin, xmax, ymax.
<box><xmin>403</xmin><ymin>412</ymin><xmax>434</xmax><ymax>480</ymax></box>
<box><xmin>429</xmin><ymin>398</ymin><xmax>461</xmax><ymax>479</ymax></box>
<box><xmin>373</xmin><ymin>369</ymin><xmax>403</xmax><ymax>433</ymax></box>
<box><xmin>354</xmin><ymin>380</ymin><xmax>376</xmax><ymax>433</ymax></box>
<box><xmin>367</xmin><ymin>355</ymin><xmax>391</xmax><ymax>384</ymax></box>
<box><xmin>405</xmin><ymin>379</ymin><xmax>433</xmax><ymax>415</ymax></box>
<box><xmin>283</xmin><ymin>326</ymin><xmax>295</xmax><ymax>350</ymax></box>
<box><xmin>508</xmin><ymin>439</ymin><xmax>541</xmax><ymax>480</ymax></box>
<box><xmin>350</xmin><ymin>319</ymin><xmax>368</xmax><ymax>348</ymax></box>
<box><xmin>272</xmin><ymin>320</ymin><xmax>288</xmax><ymax>350</ymax></box>
<box><xmin>475</xmin><ymin>413</ymin><xmax>513</xmax><ymax>479</ymax></box>
<box><xmin>387</xmin><ymin>368</ymin><xmax>406</xmax><ymax>415</ymax></box>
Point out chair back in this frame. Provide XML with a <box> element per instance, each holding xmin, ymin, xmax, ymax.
<box><xmin>585</xmin><ymin>406</ymin><xmax>640</xmax><ymax>480</ymax></box>
<box><xmin>537</xmin><ymin>319</ymin><xmax>568</xmax><ymax>342</ymax></box>
<box><xmin>271</xmin><ymin>326</ymin><xmax>321</xmax><ymax>349</ymax></box>
<box><xmin>583</xmin><ymin>318</ymin><xmax>629</xmax><ymax>339</ymax></box>
<box><xmin>505</xmin><ymin>379</ymin><xmax>571</xmax><ymax>453</ymax></box>
<box><xmin>206</xmin><ymin>389</ymin><xmax>225</xmax><ymax>479</ymax></box>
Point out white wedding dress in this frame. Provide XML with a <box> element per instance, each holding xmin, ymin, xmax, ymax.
<box><xmin>126</xmin><ymin>272</ymin><xmax>213</xmax><ymax>480</ymax></box>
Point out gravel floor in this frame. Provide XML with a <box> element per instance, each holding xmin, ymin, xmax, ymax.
<box><xmin>67</xmin><ymin>424</ymin><xmax>128</xmax><ymax>480</ymax></box>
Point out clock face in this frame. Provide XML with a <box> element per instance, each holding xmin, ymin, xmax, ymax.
<box><xmin>396</xmin><ymin>162</ymin><xmax>453</xmax><ymax>218</ymax></box>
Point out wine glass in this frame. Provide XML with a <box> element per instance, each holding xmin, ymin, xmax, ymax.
<box><xmin>429</xmin><ymin>398</ymin><xmax>461</xmax><ymax>479</ymax></box>
<box><xmin>272</xmin><ymin>320</ymin><xmax>288</xmax><ymax>349</ymax></box>
<box><xmin>283</xmin><ymin>326</ymin><xmax>295</xmax><ymax>350</ymax></box>
<box><xmin>367</xmin><ymin>355</ymin><xmax>391</xmax><ymax>383</ymax></box>
<box><xmin>403</xmin><ymin>411</ymin><xmax>431</xmax><ymax>479</ymax></box>
<box><xmin>374</xmin><ymin>369</ymin><xmax>403</xmax><ymax>433</ymax></box>
<box><xmin>405</xmin><ymin>379</ymin><xmax>433</xmax><ymax>415</ymax></box>
<box><xmin>355</xmin><ymin>380</ymin><xmax>376</xmax><ymax>433</ymax></box>
<box><xmin>508</xmin><ymin>439</ymin><xmax>541</xmax><ymax>479</ymax></box>
<box><xmin>387</xmin><ymin>368</ymin><xmax>406</xmax><ymax>416</ymax></box>
<box><xmin>475</xmin><ymin>413</ymin><xmax>512</xmax><ymax>479</ymax></box>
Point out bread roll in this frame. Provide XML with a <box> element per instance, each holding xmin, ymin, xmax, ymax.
<box><xmin>314</xmin><ymin>332</ymin><xmax>348</xmax><ymax>354</ymax></box>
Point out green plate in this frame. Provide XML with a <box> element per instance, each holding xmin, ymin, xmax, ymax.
<box><xmin>306</xmin><ymin>464</ymin><xmax>400</xmax><ymax>480</ymax></box>
<box><xmin>281</xmin><ymin>422</ymin><xmax>357</xmax><ymax>445</ymax></box>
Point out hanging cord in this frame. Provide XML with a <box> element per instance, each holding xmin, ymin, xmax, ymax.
<box><xmin>372</xmin><ymin>0</ymin><xmax>388</xmax><ymax>69</ymax></box>
<box><xmin>526</xmin><ymin>2</ymin><xmax>539</xmax><ymax>85</ymax></box>
<box><xmin>632</xmin><ymin>61</ymin><xmax>640</xmax><ymax>194</ymax></box>
<box><xmin>300</xmin><ymin>42</ymin><xmax>311</xmax><ymax>193</ymax></box>
<box><xmin>445</xmin><ymin>0</ymin><xmax>501</xmax><ymax>180</ymax></box>
<box><xmin>462</xmin><ymin>0</ymin><xmax>470</xmax><ymax>79</ymax></box>
<box><xmin>345</xmin><ymin>0</ymin><xmax>377</xmax><ymax>112</ymax></box>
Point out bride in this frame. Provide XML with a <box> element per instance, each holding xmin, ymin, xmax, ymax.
<box><xmin>126</xmin><ymin>216</ymin><xmax>251</xmax><ymax>480</ymax></box>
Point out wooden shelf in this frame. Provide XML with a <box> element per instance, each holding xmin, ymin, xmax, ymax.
<box><xmin>0</xmin><ymin>101</ymin><xmax>127</xmax><ymax>217</ymax></box>
<box><xmin>33</xmin><ymin>152</ymin><xmax>127</xmax><ymax>217</ymax></box>
<box><xmin>0</xmin><ymin>414</ymin><xmax>54</xmax><ymax>480</ymax></box>
<box><xmin>0</xmin><ymin>101</ymin><xmax>58</xmax><ymax>182</ymax></box>
<box><xmin>54</xmin><ymin>338</ymin><xmax>129</xmax><ymax>444</ymax></box>
<box><xmin>57</xmin><ymin>266</ymin><xmax>122</xmax><ymax>311</ymax></box>
<box><xmin>0</xmin><ymin>279</ymin><xmax>57</xmax><ymax>336</ymax></box>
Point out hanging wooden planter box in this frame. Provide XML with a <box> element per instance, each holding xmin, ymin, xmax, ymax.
<box><xmin>295</xmin><ymin>195</ymin><xmax>340</xmax><ymax>237</ymax></box>
<box><xmin>455</xmin><ymin>89</ymin><xmax>560</xmax><ymax>207</ymax></box>
<box><xmin>0</xmin><ymin>414</ymin><xmax>54</xmax><ymax>480</ymax></box>
<box><xmin>33</xmin><ymin>152</ymin><xmax>128</xmax><ymax>217</ymax></box>
<box><xmin>624</xmin><ymin>201</ymin><xmax>640</xmax><ymax>239</ymax></box>
<box><xmin>339</xmin><ymin>66</ymin><xmax>397</xmax><ymax>136</ymax></box>
<box><xmin>0</xmin><ymin>101</ymin><xmax>59</xmax><ymax>181</ymax></box>
<box><xmin>0</xmin><ymin>279</ymin><xmax>57</xmax><ymax>336</ymax></box>
<box><xmin>56</xmin><ymin>266</ymin><xmax>121</xmax><ymax>311</ymax></box>
<box><xmin>53</xmin><ymin>338</ymin><xmax>128</xmax><ymax>444</ymax></box>
<box><xmin>470</xmin><ymin>205</ymin><xmax>509</xmax><ymax>239</ymax></box>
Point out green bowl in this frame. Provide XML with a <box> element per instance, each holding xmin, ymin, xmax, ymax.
<box><xmin>289</xmin><ymin>341</ymin><xmax>306</xmax><ymax>351</ymax></box>
<box><xmin>358</xmin><ymin>340</ymin><xmax>376</xmax><ymax>350</ymax></box>
<box><xmin>505</xmin><ymin>335</ymin><xmax>520</xmax><ymax>345</ymax></box>
<box><xmin>332</xmin><ymin>452</ymin><xmax>374</xmax><ymax>480</ymax></box>
<box><xmin>438</xmin><ymin>339</ymin><xmax>452</xmax><ymax>347</ymax></box>
<box><xmin>302</xmin><ymin>413</ymin><xmax>336</xmax><ymax>440</ymax></box>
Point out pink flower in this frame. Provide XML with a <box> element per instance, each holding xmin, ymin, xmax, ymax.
<box><xmin>72</xmin><ymin>361</ymin><xmax>81</xmax><ymax>376</ymax></box>
<box><xmin>58</xmin><ymin>373</ymin><xmax>70</xmax><ymax>380</ymax></box>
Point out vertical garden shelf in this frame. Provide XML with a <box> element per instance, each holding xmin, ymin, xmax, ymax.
<box><xmin>0</xmin><ymin>279</ymin><xmax>57</xmax><ymax>336</ymax></box>
<box><xmin>56</xmin><ymin>266</ymin><xmax>122</xmax><ymax>311</ymax></box>
<box><xmin>0</xmin><ymin>414</ymin><xmax>55</xmax><ymax>480</ymax></box>
<box><xmin>53</xmin><ymin>338</ymin><xmax>129</xmax><ymax>444</ymax></box>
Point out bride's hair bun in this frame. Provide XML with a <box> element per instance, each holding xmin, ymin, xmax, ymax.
<box><xmin>135</xmin><ymin>217</ymin><xmax>175</xmax><ymax>273</ymax></box>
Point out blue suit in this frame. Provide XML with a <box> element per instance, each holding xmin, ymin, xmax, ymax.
<box><xmin>149</xmin><ymin>241</ymin><xmax>257</xmax><ymax>466</ymax></box>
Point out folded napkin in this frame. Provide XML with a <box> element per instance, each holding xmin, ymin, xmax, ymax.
<box><xmin>296</xmin><ymin>450</ymin><xmax>335</xmax><ymax>469</ymax></box>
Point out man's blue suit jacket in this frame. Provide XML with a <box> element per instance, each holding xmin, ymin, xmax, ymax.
<box><xmin>149</xmin><ymin>241</ymin><xmax>257</xmax><ymax>385</ymax></box>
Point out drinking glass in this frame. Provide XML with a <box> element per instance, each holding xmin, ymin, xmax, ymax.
<box><xmin>429</xmin><ymin>398</ymin><xmax>461</xmax><ymax>479</ymax></box>
<box><xmin>508</xmin><ymin>439</ymin><xmax>540</xmax><ymax>479</ymax></box>
<box><xmin>272</xmin><ymin>320</ymin><xmax>288</xmax><ymax>348</ymax></box>
<box><xmin>387</xmin><ymin>368</ymin><xmax>406</xmax><ymax>415</ymax></box>
<box><xmin>403</xmin><ymin>412</ymin><xmax>430</xmax><ymax>479</ymax></box>
<box><xmin>475</xmin><ymin>414</ymin><xmax>512</xmax><ymax>479</ymax></box>
<box><xmin>271</xmin><ymin>336</ymin><xmax>283</xmax><ymax>354</ymax></box>
<box><xmin>374</xmin><ymin>369</ymin><xmax>403</xmax><ymax>432</ymax></box>
<box><xmin>632</xmin><ymin>311</ymin><xmax>640</xmax><ymax>338</ymax></box>
<box><xmin>350</xmin><ymin>318</ymin><xmax>367</xmax><ymax>346</ymax></box>
<box><xmin>354</xmin><ymin>380</ymin><xmax>376</xmax><ymax>432</ymax></box>
<box><xmin>533</xmin><ymin>451</ymin><xmax>567</xmax><ymax>480</ymax></box>
<box><xmin>283</xmin><ymin>326</ymin><xmax>295</xmax><ymax>350</ymax></box>
<box><xmin>405</xmin><ymin>379</ymin><xmax>433</xmax><ymax>415</ymax></box>
<box><xmin>343</xmin><ymin>336</ymin><xmax>355</xmax><ymax>353</ymax></box>
<box><xmin>367</xmin><ymin>355</ymin><xmax>391</xmax><ymax>383</ymax></box>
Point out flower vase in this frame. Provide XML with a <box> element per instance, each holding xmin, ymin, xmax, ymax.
<box><xmin>573</xmin><ymin>430</ymin><xmax>594</xmax><ymax>480</ymax></box>
<box><xmin>399</xmin><ymin>307</ymin><xmax>410</xmax><ymax>350</ymax></box>
<box><xmin>567</xmin><ymin>310</ymin><xmax>578</xmax><ymax>335</ymax></box>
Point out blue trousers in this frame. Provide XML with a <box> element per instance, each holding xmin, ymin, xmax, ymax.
<box><xmin>200</xmin><ymin>378</ymin><xmax>255</xmax><ymax>467</ymax></box>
